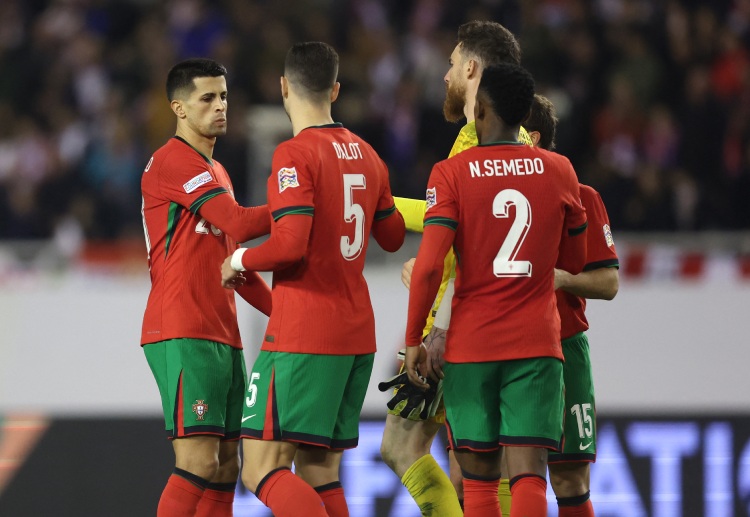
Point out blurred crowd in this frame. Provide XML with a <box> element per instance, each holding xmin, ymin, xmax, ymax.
<box><xmin>0</xmin><ymin>0</ymin><xmax>749</xmax><ymax>244</ymax></box>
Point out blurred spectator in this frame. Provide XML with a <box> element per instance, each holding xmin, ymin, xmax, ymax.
<box><xmin>0</xmin><ymin>0</ymin><xmax>749</xmax><ymax>243</ymax></box>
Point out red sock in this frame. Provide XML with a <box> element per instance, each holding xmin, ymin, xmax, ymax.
<box><xmin>157</xmin><ymin>469</ymin><xmax>208</xmax><ymax>517</ymax></box>
<box><xmin>195</xmin><ymin>482</ymin><xmax>236</xmax><ymax>517</ymax></box>
<box><xmin>315</xmin><ymin>481</ymin><xmax>349</xmax><ymax>517</ymax></box>
<box><xmin>462</xmin><ymin>477</ymin><xmax>501</xmax><ymax>517</ymax></box>
<box><xmin>256</xmin><ymin>467</ymin><xmax>328</xmax><ymax>517</ymax></box>
<box><xmin>510</xmin><ymin>474</ymin><xmax>548</xmax><ymax>517</ymax></box>
<box><xmin>558</xmin><ymin>491</ymin><xmax>594</xmax><ymax>517</ymax></box>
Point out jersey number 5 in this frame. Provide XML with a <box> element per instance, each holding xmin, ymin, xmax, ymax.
<box><xmin>493</xmin><ymin>189</ymin><xmax>532</xmax><ymax>277</ymax></box>
<box><xmin>340</xmin><ymin>173</ymin><xmax>366</xmax><ymax>261</ymax></box>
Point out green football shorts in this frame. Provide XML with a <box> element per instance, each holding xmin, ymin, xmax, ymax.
<box><xmin>144</xmin><ymin>338</ymin><xmax>247</xmax><ymax>440</ymax></box>
<box><xmin>549</xmin><ymin>332</ymin><xmax>597</xmax><ymax>463</ymax></box>
<box><xmin>240</xmin><ymin>351</ymin><xmax>374</xmax><ymax>449</ymax></box>
<box><xmin>443</xmin><ymin>356</ymin><xmax>564</xmax><ymax>452</ymax></box>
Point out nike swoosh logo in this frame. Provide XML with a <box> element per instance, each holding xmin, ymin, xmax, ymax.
<box><xmin>241</xmin><ymin>415</ymin><xmax>256</xmax><ymax>423</ymax></box>
<box><xmin>579</xmin><ymin>442</ymin><xmax>593</xmax><ymax>450</ymax></box>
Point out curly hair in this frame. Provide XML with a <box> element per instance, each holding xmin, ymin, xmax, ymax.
<box><xmin>478</xmin><ymin>64</ymin><xmax>535</xmax><ymax>127</ymax></box>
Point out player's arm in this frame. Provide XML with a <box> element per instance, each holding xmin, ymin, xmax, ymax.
<box><xmin>224</xmin><ymin>214</ymin><xmax>312</xmax><ymax>282</ymax></box>
<box><xmin>235</xmin><ymin>272</ymin><xmax>272</xmax><ymax>316</ymax></box>
<box><xmin>198</xmin><ymin>196</ymin><xmax>271</xmax><ymax>242</ymax></box>
<box><xmin>372</xmin><ymin>205</ymin><xmax>405</xmax><ymax>252</ymax></box>
<box><xmin>404</xmin><ymin>224</ymin><xmax>455</xmax><ymax>388</ymax></box>
<box><xmin>394</xmin><ymin>197</ymin><xmax>427</xmax><ymax>233</ymax></box>
<box><xmin>557</xmin><ymin>227</ymin><xmax>587</xmax><ymax>275</ymax></box>
<box><xmin>555</xmin><ymin>266</ymin><xmax>619</xmax><ymax>300</ymax></box>
<box><xmin>556</xmin><ymin>184</ymin><xmax>619</xmax><ymax>300</ymax></box>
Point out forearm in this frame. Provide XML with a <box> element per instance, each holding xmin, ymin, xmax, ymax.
<box><xmin>235</xmin><ymin>272</ymin><xmax>272</xmax><ymax>316</ymax></box>
<box><xmin>557</xmin><ymin>267</ymin><xmax>619</xmax><ymax>300</ymax></box>
<box><xmin>432</xmin><ymin>277</ymin><xmax>454</xmax><ymax>329</ymax></box>
<box><xmin>394</xmin><ymin>197</ymin><xmax>427</xmax><ymax>233</ymax></box>
<box><xmin>199</xmin><ymin>195</ymin><xmax>271</xmax><ymax>242</ymax></box>
<box><xmin>231</xmin><ymin>215</ymin><xmax>312</xmax><ymax>272</ymax></box>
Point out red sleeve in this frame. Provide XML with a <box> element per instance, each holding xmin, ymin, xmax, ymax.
<box><xmin>558</xmin><ymin>168</ymin><xmax>588</xmax><ymax>274</ymax></box>
<box><xmin>372</xmin><ymin>209</ymin><xmax>405</xmax><ymax>252</ymax></box>
<box><xmin>371</xmin><ymin>161</ymin><xmax>405</xmax><ymax>251</ymax></box>
<box><xmin>235</xmin><ymin>272</ymin><xmax>272</xmax><ymax>316</ymax></box>
<box><xmin>579</xmin><ymin>185</ymin><xmax>619</xmax><ymax>270</ymax></box>
<box><xmin>405</xmin><ymin>224</ymin><xmax>455</xmax><ymax>346</ymax></box>
<box><xmin>158</xmin><ymin>150</ymin><xmax>229</xmax><ymax>212</ymax></box>
<box><xmin>240</xmin><ymin>214</ymin><xmax>313</xmax><ymax>271</ymax></box>
<box><xmin>198</xmin><ymin>195</ymin><xmax>271</xmax><ymax>242</ymax></box>
<box><xmin>404</xmin><ymin>161</ymin><xmax>457</xmax><ymax>346</ymax></box>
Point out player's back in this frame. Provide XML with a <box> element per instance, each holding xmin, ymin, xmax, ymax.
<box><xmin>264</xmin><ymin>125</ymin><xmax>394</xmax><ymax>355</ymax></box>
<box><xmin>427</xmin><ymin>142</ymin><xmax>586</xmax><ymax>363</ymax></box>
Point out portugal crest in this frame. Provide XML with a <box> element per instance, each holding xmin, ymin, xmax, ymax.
<box><xmin>192</xmin><ymin>400</ymin><xmax>209</xmax><ymax>421</ymax></box>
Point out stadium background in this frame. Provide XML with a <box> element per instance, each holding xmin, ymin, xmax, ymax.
<box><xmin>0</xmin><ymin>0</ymin><xmax>749</xmax><ymax>515</ymax></box>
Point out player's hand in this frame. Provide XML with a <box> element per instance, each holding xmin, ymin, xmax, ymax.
<box><xmin>378</xmin><ymin>370</ymin><xmax>442</xmax><ymax>421</ymax></box>
<box><xmin>422</xmin><ymin>326</ymin><xmax>446</xmax><ymax>382</ymax></box>
<box><xmin>404</xmin><ymin>344</ymin><xmax>429</xmax><ymax>389</ymax></box>
<box><xmin>221</xmin><ymin>256</ymin><xmax>246</xmax><ymax>289</ymax></box>
<box><xmin>401</xmin><ymin>258</ymin><xmax>416</xmax><ymax>289</ymax></box>
<box><xmin>554</xmin><ymin>268</ymin><xmax>571</xmax><ymax>290</ymax></box>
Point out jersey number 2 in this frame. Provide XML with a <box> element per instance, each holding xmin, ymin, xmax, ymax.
<box><xmin>492</xmin><ymin>189</ymin><xmax>532</xmax><ymax>277</ymax></box>
<box><xmin>340</xmin><ymin>173</ymin><xmax>366</xmax><ymax>261</ymax></box>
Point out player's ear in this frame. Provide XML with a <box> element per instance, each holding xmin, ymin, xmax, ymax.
<box><xmin>475</xmin><ymin>96</ymin><xmax>486</xmax><ymax>122</ymax></box>
<box><xmin>280</xmin><ymin>76</ymin><xmax>289</xmax><ymax>99</ymax></box>
<box><xmin>330</xmin><ymin>82</ymin><xmax>340</xmax><ymax>103</ymax></box>
<box><xmin>466</xmin><ymin>59</ymin><xmax>479</xmax><ymax>80</ymax></box>
<box><xmin>171</xmin><ymin>99</ymin><xmax>186</xmax><ymax>119</ymax></box>
<box><xmin>529</xmin><ymin>131</ymin><xmax>541</xmax><ymax>147</ymax></box>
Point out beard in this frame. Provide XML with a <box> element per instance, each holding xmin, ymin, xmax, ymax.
<box><xmin>443</xmin><ymin>80</ymin><xmax>466</xmax><ymax>123</ymax></box>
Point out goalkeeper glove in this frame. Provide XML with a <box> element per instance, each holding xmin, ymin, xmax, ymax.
<box><xmin>378</xmin><ymin>370</ymin><xmax>443</xmax><ymax>421</ymax></box>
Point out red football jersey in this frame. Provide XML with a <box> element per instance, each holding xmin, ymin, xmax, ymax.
<box><xmin>261</xmin><ymin>124</ymin><xmax>398</xmax><ymax>355</ymax></box>
<box><xmin>141</xmin><ymin>137</ymin><xmax>243</xmax><ymax>348</ymax></box>
<box><xmin>425</xmin><ymin>143</ymin><xmax>587</xmax><ymax>363</ymax></box>
<box><xmin>557</xmin><ymin>185</ymin><xmax>619</xmax><ymax>339</ymax></box>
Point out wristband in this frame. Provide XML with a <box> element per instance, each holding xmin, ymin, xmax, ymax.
<box><xmin>231</xmin><ymin>248</ymin><xmax>247</xmax><ymax>271</ymax></box>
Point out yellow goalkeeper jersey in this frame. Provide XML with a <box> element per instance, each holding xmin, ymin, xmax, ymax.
<box><xmin>395</xmin><ymin>123</ymin><xmax>532</xmax><ymax>337</ymax></box>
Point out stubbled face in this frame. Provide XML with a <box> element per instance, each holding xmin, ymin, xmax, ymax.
<box><xmin>443</xmin><ymin>44</ymin><xmax>468</xmax><ymax>123</ymax></box>
<box><xmin>180</xmin><ymin>75</ymin><xmax>228</xmax><ymax>138</ymax></box>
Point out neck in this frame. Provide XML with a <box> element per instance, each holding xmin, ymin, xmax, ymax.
<box><xmin>289</xmin><ymin>101</ymin><xmax>335</xmax><ymax>136</ymax></box>
<box><xmin>479</xmin><ymin>123</ymin><xmax>520</xmax><ymax>145</ymax></box>
<box><xmin>175</xmin><ymin>126</ymin><xmax>216</xmax><ymax>159</ymax></box>
<box><xmin>463</xmin><ymin>78</ymin><xmax>480</xmax><ymax>123</ymax></box>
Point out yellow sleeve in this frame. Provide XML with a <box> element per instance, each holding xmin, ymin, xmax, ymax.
<box><xmin>394</xmin><ymin>197</ymin><xmax>427</xmax><ymax>233</ymax></box>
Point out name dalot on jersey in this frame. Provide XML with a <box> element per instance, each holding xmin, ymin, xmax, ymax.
<box><xmin>278</xmin><ymin>167</ymin><xmax>300</xmax><ymax>193</ymax></box>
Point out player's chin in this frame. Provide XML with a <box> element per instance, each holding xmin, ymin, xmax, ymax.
<box><xmin>208</xmin><ymin>126</ymin><xmax>227</xmax><ymax>137</ymax></box>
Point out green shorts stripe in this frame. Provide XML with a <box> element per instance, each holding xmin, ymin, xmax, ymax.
<box><xmin>240</xmin><ymin>351</ymin><xmax>374</xmax><ymax>449</ymax></box>
<box><xmin>144</xmin><ymin>338</ymin><xmax>247</xmax><ymax>440</ymax></box>
<box><xmin>443</xmin><ymin>357</ymin><xmax>564</xmax><ymax>452</ymax></box>
<box><xmin>549</xmin><ymin>332</ymin><xmax>597</xmax><ymax>463</ymax></box>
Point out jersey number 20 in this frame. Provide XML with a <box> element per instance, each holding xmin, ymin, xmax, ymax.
<box><xmin>493</xmin><ymin>189</ymin><xmax>532</xmax><ymax>277</ymax></box>
<box><xmin>341</xmin><ymin>173</ymin><xmax>366</xmax><ymax>261</ymax></box>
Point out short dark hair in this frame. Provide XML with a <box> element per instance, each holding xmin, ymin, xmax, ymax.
<box><xmin>166</xmin><ymin>58</ymin><xmax>227</xmax><ymax>101</ymax></box>
<box><xmin>478</xmin><ymin>64</ymin><xmax>535</xmax><ymax>127</ymax></box>
<box><xmin>524</xmin><ymin>94</ymin><xmax>558</xmax><ymax>150</ymax></box>
<box><xmin>457</xmin><ymin>21</ymin><xmax>521</xmax><ymax>68</ymax></box>
<box><xmin>284</xmin><ymin>42</ymin><xmax>339</xmax><ymax>100</ymax></box>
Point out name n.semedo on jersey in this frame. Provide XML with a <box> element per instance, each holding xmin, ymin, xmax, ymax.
<box><xmin>469</xmin><ymin>158</ymin><xmax>545</xmax><ymax>178</ymax></box>
<box><xmin>332</xmin><ymin>141</ymin><xmax>363</xmax><ymax>160</ymax></box>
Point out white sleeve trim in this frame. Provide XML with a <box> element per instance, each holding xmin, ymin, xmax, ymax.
<box><xmin>231</xmin><ymin>248</ymin><xmax>247</xmax><ymax>271</ymax></box>
<box><xmin>433</xmin><ymin>278</ymin><xmax>454</xmax><ymax>329</ymax></box>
